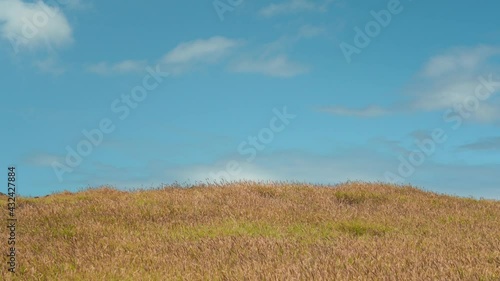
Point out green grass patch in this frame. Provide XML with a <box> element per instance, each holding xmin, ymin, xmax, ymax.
<box><xmin>52</xmin><ymin>225</ymin><xmax>76</xmax><ymax>239</ymax></box>
<box><xmin>336</xmin><ymin>220</ymin><xmax>390</xmax><ymax>236</ymax></box>
<box><xmin>169</xmin><ymin>220</ymin><xmax>282</xmax><ymax>240</ymax></box>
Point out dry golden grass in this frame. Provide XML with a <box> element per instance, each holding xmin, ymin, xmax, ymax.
<box><xmin>1</xmin><ymin>181</ymin><xmax>499</xmax><ymax>280</ymax></box>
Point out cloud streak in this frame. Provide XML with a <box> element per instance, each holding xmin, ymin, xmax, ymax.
<box><xmin>162</xmin><ymin>36</ymin><xmax>241</xmax><ymax>64</ymax></box>
<box><xmin>160</xmin><ymin>36</ymin><xmax>241</xmax><ymax>75</ymax></box>
<box><xmin>87</xmin><ymin>35</ymin><xmax>310</xmax><ymax>78</ymax></box>
<box><xmin>25</xmin><ymin>152</ymin><xmax>64</xmax><ymax>167</ymax></box>
<box><xmin>459</xmin><ymin>136</ymin><xmax>500</xmax><ymax>151</ymax></box>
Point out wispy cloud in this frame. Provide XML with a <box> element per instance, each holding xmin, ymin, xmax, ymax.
<box><xmin>230</xmin><ymin>55</ymin><xmax>308</xmax><ymax>78</ymax></box>
<box><xmin>85</xmin><ymin>35</ymin><xmax>309</xmax><ymax>78</ymax></box>
<box><xmin>459</xmin><ymin>136</ymin><xmax>500</xmax><ymax>151</ymax></box>
<box><xmin>409</xmin><ymin>76</ymin><xmax>500</xmax><ymax>123</ymax></box>
<box><xmin>86</xmin><ymin>60</ymin><xmax>148</xmax><ymax>75</ymax></box>
<box><xmin>86</xmin><ymin>37</ymin><xmax>242</xmax><ymax>76</ymax></box>
<box><xmin>228</xmin><ymin>32</ymin><xmax>312</xmax><ymax>78</ymax></box>
<box><xmin>162</xmin><ymin>36</ymin><xmax>240</xmax><ymax>64</ymax></box>
<box><xmin>412</xmin><ymin>78</ymin><xmax>482</xmax><ymax>110</ymax></box>
<box><xmin>48</xmin><ymin>145</ymin><xmax>500</xmax><ymax>198</ymax></box>
<box><xmin>318</xmin><ymin>45</ymin><xmax>500</xmax><ymax>123</ymax></box>
<box><xmin>409</xmin><ymin>46</ymin><xmax>500</xmax><ymax>122</ymax></box>
<box><xmin>161</xmin><ymin>36</ymin><xmax>241</xmax><ymax>74</ymax></box>
<box><xmin>25</xmin><ymin>153</ymin><xmax>64</xmax><ymax>167</ymax></box>
<box><xmin>318</xmin><ymin>105</ymin><xmax>389</xmax><ymax>117</ymax></box>
<box><xmin>259</xmin><ymin>0</ymin><xmax>333</xmax><ymax>17</ymax></box>
<box><xmin>297</xmin><ymin>24</ymin><xmax>326</xmax><ymax>39</ymax></box>
<box><xmin>0</xmin><ymin>0</ymin><xmax>73</xmax><ymax>52</ymax></box>
<box><xmin>421</xmin><ymin>45</ymin><xmax>500</xmax><ymax>78</ymax></box>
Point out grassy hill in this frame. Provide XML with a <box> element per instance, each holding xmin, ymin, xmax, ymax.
<box><xmin>2</xmin><ymin>182</ymin><xmax>499</xmax><ymax>280</ymax></box>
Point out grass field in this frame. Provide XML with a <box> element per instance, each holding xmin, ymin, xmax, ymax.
<box><xmin>1</xmin><ymin>182</ymin><xmax>499</xmax><ymax>280</ymax></box>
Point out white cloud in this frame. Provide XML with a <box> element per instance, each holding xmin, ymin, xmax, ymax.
<box><xmin>410</xmin><ymin>46</ymin><xmax>500</xmax><ymax>122</ymax></box>
<box><xmin>319</xmin><ymin>105</ymin><xmax>389</xmax><ymax>117</ymax></box>
<box><xmin>422</xmin><ymin>46</ymin><xmax>500</xmax><ymax>78</ymax></box>
<box><xmin>318</xmin><ymin>46</ymin><xmax>500</xmax><ymax>123</ymax></box>
<box><xmin>86</xmin><ymin>36</ymin><xmax>308</xmax><ymax>78</ymax></box>
<box><xmin>86</xmin><ymin>36</ymin><xmax>241</xmax><ymax>75</ymax></box>
<box><xmin>85</xmin><ymin>37</ymin><xmax>241</xmax><ymax>76</ymax></box>
<box><xmin>259</xmin><ymin>0</ymin><xmax>333</xmax><ymax>17</ymax></box>
<box><xmin>472</xmin><ymin>104</ymin><xmax>500</xmax><ymax>123</ymax></box>
<box><xmin>412</xmin><ymin>78</ymin><xmax>481</xmax><ymax>110</ymax></box>
<box><xmin>175</xmin><ymin>161</ymin><xmax>279</xmax><ymax>183</ymax></box>
<box><xmin>162</xmin><ymin>36</ymin><xmax>240</xmax><ymax>65</ymax></box>
<box><xmin>86</xmin><ymin>60</ymin><xmax>148</xmax><ymax>75</ymax></box>
<box><xmin>160</xmin><ymin>36</ymin><xmax>241</xmax><ymax>75</ymax></box>
<box><xmin>412</xmin><ymin>78</ymin><xmax>500</xmax><ymax>123</ymax></box>
<box><xmin>231</xmin><ymin>55</ymin><xmax>308</xmax><ymax>77</ymax></box>
<box><xmin>0</xmin><ymin>0</ymin><xmax>73</xmax><ymax>52</ymax></box>
<box><xmin>174</xmin><ymin>149</ymin><xmax>394</xmax><ymax>186</ymax></box>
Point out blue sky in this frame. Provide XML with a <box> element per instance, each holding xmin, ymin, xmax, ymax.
<box><xmin>1</xmin><ymin>0</ymin><xmax>500</xmax><ymax>199</ymax></box>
